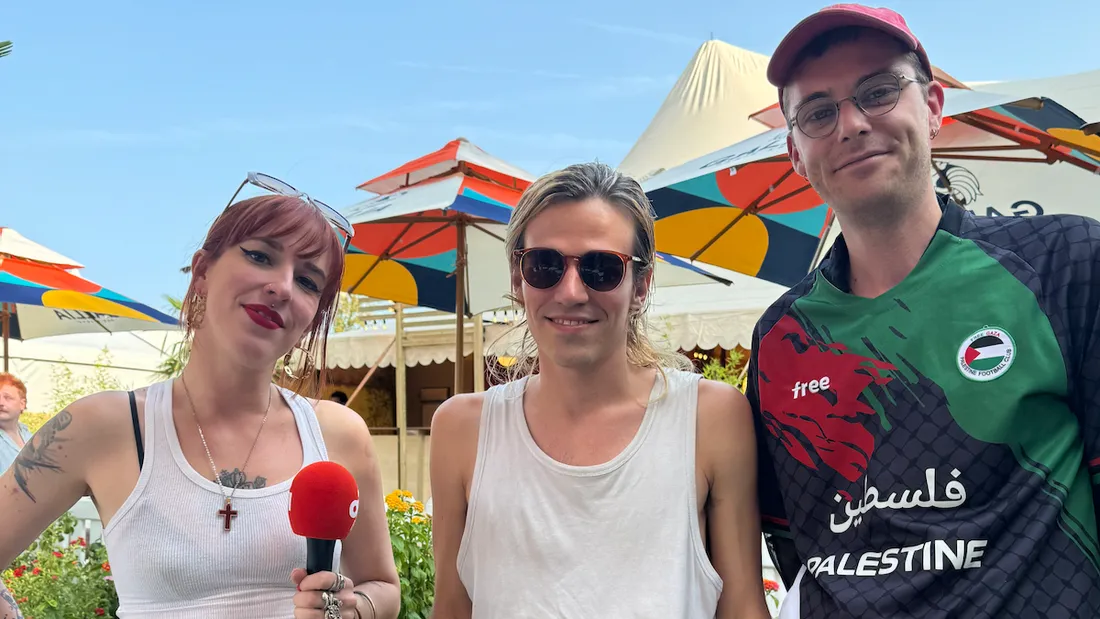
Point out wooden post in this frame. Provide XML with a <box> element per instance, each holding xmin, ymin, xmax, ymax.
<box><xmin>454</xmin><ymin>220</ymin><xmax>467</xmax><ymax>394</ymax></box>
<box><xmin>395</xmin><ymin>304</ymin><xmax>408</xmax><ymax>490</ymax></box>
<box><xmin>473</xmin><ymin>313</ymin><xmax>485</xmax><ymax>392</ymax></box>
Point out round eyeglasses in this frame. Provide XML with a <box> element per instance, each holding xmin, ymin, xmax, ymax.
<box><xmin>791</xmin><ymin>73</ymin><xmax>922</xmax><ymax>140</ymax></box>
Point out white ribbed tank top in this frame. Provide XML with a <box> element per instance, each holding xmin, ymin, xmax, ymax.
<box><xmin>102</xmin><ymin>379</ymin><xmax>341</xmax><ymax>618</ymax></box>
<box><xmin>456</xmin><ymin>368</ymin><xmax>723</xmax><ymax>618</ymax></box>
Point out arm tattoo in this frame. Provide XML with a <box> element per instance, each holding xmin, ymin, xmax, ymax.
<box><xmin>0</xmin><ymin>587</ymin><xmax>24</xmax><ymax>619</ymax></box>
<box><xmin>217</xmin><ymin>468</ymin><xmax>267</xmax><ymax>489</ymax></box>
<box><xmin>11</xmin><ymin>410</ymin><xmax>72</xmax><ymax>503</ymax></box>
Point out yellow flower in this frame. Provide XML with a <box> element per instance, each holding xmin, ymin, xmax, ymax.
<box><xmin>412</xmin><ymin>501</ymin><xmax>424</xmax><ymax>513</ymax></box>
<box><xmin>399</xmin><ymin>490</ymin><xmax>413</xmax><ymax>499</ymax></box>
<box><xmin>385</xmin><ymin>494</ymin><xmax>403</xmax><ymax>510</ymax></box>
<box><xmin>394</xmin><ymin>501</ymin><xmax>409</xmax><ymax>513</ymax></box>
<box><xmin>411</xmin><ymin>516</ymin><xmax>424</xmax><ymax>524</ymax></box>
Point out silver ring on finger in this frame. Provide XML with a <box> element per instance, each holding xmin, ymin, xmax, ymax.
<box><xmin>328</xmin><ymin>572</ymin><xmax>346</xmax><ymax>592</ymax></box>
<box><xmin>321</xmin><ymin>591</ymin><xmax>342</xmax><ymax>619</ymax></box>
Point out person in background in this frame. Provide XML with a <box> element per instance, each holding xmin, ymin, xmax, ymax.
<box><xmin>745</xmin><ymin>4</ymin><xmax>1100</xmax><ymax>618</ymax></box>
<box><xmin>330</xmin><ymin>390</ymin><xmax>349</xmax><ymax>405</ymax></box>
<box><xmin>0</xmin><ymin>373</ymin><xmax>32</xmax><ymax>474</ymax></box>
<box><xmin>0</xmin><ymin>178</ymin><xmax>400</xmax><ymax>619</ymax></box>
<box><xmin>430</xmin><ymin>162</ymin><xmax>770</xmax><ymax>618</ymax></box>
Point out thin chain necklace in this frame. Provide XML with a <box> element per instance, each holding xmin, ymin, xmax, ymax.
<box><xmin>179</xmin><ymin>374</ymin><xmax>272</xmax><ymax>532</ymax></box>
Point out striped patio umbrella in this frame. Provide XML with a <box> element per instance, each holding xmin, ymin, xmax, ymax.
<box><xmin>643</xmin><ymin>88</ymin><xmax>1100</xmax><ymax>287</ymax></box>
<box><xmin>0</xmin><ymin>252</ymin><xmax>178</xmax><ymax>370</ymax></box>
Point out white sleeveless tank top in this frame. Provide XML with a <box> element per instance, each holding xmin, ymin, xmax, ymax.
<box><xmin>456</xmin><ymin>368</ymin><xmax>723</xmax><ymax>618</ymax></box>
<box><xmin>102</xmin><ymin>379</ymin><xmax>341</xmax><ymax>618</ymax></box>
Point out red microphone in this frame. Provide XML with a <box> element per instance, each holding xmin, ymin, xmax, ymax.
<box><xmin>289</xmin><ymin>461</ymin><xmax>360</xmax><ymax>575</ymax></box>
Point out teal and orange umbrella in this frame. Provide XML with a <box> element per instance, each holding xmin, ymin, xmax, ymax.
<box><xmin>644</xmin><ymin>88</ymin><xmax>1100</xmax><ymax>287</ymax></box>
<box><xmin>0</xmin><ymin>251</ymin><xmax>178</xmax><ymax>370</ymax></box>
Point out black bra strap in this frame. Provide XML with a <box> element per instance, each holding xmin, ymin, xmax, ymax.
<box><xmin>128</xmin><ymin>391</ymin><xmax>144</xmax><ymax>471</ymax></box>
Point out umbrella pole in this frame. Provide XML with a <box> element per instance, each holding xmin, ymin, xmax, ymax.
<box><xmin>395</xmin><ymin>304</ymin><xmax>407</xmax><ymax>491</ymax></box>
<box><xmin>454</xmin><ymin>220</ymin><xmax>467</xmax><ymax>395</ymax></box>
<box><xmin>1</xmin><ymin>303</ymin><xmax>8</xmax><ymax>373</ymax></box>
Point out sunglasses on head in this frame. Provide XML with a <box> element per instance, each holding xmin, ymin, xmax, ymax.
<box><xmin>227</xmin><ymin>172</ymin><xmax>354</xmax><ymax>252</ymax></box>
<box><xmin>513</xmin><ymin>247</ymin><xmax>646</xmax><ymax>293</ymax></box>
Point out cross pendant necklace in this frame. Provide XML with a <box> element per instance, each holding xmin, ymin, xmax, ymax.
<box><xmin>180</xmin><ymin>375</ymin><xmax>272</xmax><ymax>532</ymax></box>
<box><xmin>218</xmin><ymin>498</ymin><xmax>238</xmax><ymax>531</ymax></box>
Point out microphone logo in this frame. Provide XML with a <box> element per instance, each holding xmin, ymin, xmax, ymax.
<box><xmin>349</xmin><ymin>499</ymin><xmax>360</xmax><ymax>519</ymax></box>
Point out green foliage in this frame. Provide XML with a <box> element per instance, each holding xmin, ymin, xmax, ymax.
<box><xmin>154</xmin><ymin>294</ymin><xmax>188</xmax><ymax>380</ymax></box>
<box><xmin>700</xmin><ymin>348</ymin><xmax>747</xmax><ymax>391</ymax></box>
<box><xmin>332</xmin><ymin>292</ymin><xmax>367</xmax><ymax>333</ymax></box>
<box><xmin>385</xmin><ymin>490</ymin><xmax>434</xmax><ymax>619</ymax></box>
<box><xmin>4</xmin><ymin>513</ymin><xmax>118</xmax><ymax>619</ymax></box>
<box><xmin>48</xmin><ymin>349</ymin><xmax>128</xmax><ymax>414</ymax></box>
<box><xmin>0</xmin><ymin>41</ymin><xmax>11</xmax><ymax>58</ymax></box>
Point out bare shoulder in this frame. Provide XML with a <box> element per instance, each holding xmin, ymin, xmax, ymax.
<box><xmin>696</xmin><ymin>378</ymin><xmax>756</xmax><ymax>466</ymax></box>
<box><xmin>430</xmin><ymin>391</ymin><xmax>485</xmax><ymax>438</ymax></box>
<box><xmin>47</xmin><ymin>389</ymin><xmax>141</xmax><ymax>445</ymax></box>
<box><xmin>429</xmin><ymin>392</ymin><xmax>485</xmax><ymax>497</ymax></box>
<box><xmin>697</xmin><ymin>378</ymin><xmax>753</xmax><ymax>433</ymax></box>
<box><xmin>309</xmin><ymin>398</ymin><xmax>374</xmax><ymax>458</ymax></box>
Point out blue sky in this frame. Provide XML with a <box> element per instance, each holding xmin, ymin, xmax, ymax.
<box><xmin>1</xmin><ymin>0</ymin><xmax>1096</xmax><ymax>312</ymax></box>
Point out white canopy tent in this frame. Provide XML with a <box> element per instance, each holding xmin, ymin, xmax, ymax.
<box><xmin>618</xmin><ymin>40</ymin><xmax>777</xmax><ymax>184</ymax></box>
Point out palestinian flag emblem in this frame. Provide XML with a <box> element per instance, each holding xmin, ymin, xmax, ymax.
<box><xmin>957</xmin><ymin>327</ymin><xmax>1015</xmax><ymax>381</ymax></box>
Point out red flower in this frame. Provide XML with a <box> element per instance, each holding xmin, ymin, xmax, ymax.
<box><xmin>12</xmin><ymin>566</ymin><xmax>25</xmax><ymax>578</ymax></box>
<box><xmin>52</xmin><ymin>551</ymin><xmax>63</xmax><ymax>558</ymax></box>
<box><xmin>31</xmin><ymin>567</ymin><xmax>41</xmax><ymax>576</ymax></box>
<box><xmin>50</xmin><ymin>575</ymin><xmax>58</xmax><ymax>580</ymax></box>
<box><xmin>102</xmin><ymin>561</ymin><xmax>111</xmax><ymax>572</ymax></box>
<box><xmin>96</xmin><ymin>609</ymin><xmax>105</xmax><ymax>616</ymax></box>
<box><xmin>17</xmin><ymin>597</ymin><xmax>28</xmax><ymax>604</ymax></box>
<box><xmin>764</xmin><ymin>579</ymin><xmax>780</xmax><ymax>592</ymax></box>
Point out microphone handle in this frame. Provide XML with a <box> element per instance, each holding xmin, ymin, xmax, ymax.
<box><xmin>306</xmin><ymin>538</ymin><xmax>338</xmax><ymax>575</ymax></box>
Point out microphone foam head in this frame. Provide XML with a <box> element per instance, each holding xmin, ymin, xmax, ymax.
<box><xmin>288</xmin><ymin>461</ymin><xmax>360</xmax><ymax>540</ymax></box>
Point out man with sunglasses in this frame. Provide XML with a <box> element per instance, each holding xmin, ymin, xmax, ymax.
<box><xmin>745</xmin><ymin>4</ymin><xmax>1100</xmax><ymax>618</ymax></box>
<box><xmin>430</xmin><ymin>162</ymin><xmax>771</xmax><ymax>618</ymax></box>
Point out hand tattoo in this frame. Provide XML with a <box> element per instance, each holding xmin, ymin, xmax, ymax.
<box><xmin>217</xmin><ymin>468</ymin><xmax>267</xmax><ymax>489</ymax></box>
<box><xmin>0</xmin><ymin>587</ymin><xmax>24</xmax><ymax>619</ymax></box>
<box><xmin>12</xmin><ymin>410</ymin><xmax>72</xmax><ymax>503</ymax></box>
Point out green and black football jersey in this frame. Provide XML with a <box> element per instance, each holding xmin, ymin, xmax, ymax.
<box><xmin>746</xmin><ymin>197</ymin><xmax>1100</xmax><ymax>618</ymax></box>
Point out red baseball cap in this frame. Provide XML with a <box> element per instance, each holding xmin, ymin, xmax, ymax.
<box><xmin>767</xmin><ymin>4</ymin><xmax>932</xmax><ymax>90</ymax></box>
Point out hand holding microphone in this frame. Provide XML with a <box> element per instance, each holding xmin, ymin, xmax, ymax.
<box><xmin>288</xmin><ymin>461</ymin><xmax>362</xmax><ymax>618</ymax></box>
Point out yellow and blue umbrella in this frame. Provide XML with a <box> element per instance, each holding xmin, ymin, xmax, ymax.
<box><xmin>1</xmin><ymin>253</ymin><xmax>178</xmax><ymax>369</ymax></box>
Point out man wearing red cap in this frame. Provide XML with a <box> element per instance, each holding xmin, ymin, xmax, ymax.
<box><xmin>745</xmin><ymin>4</ymin><xmax>1100</xmax><ymax>618</ymax></box>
